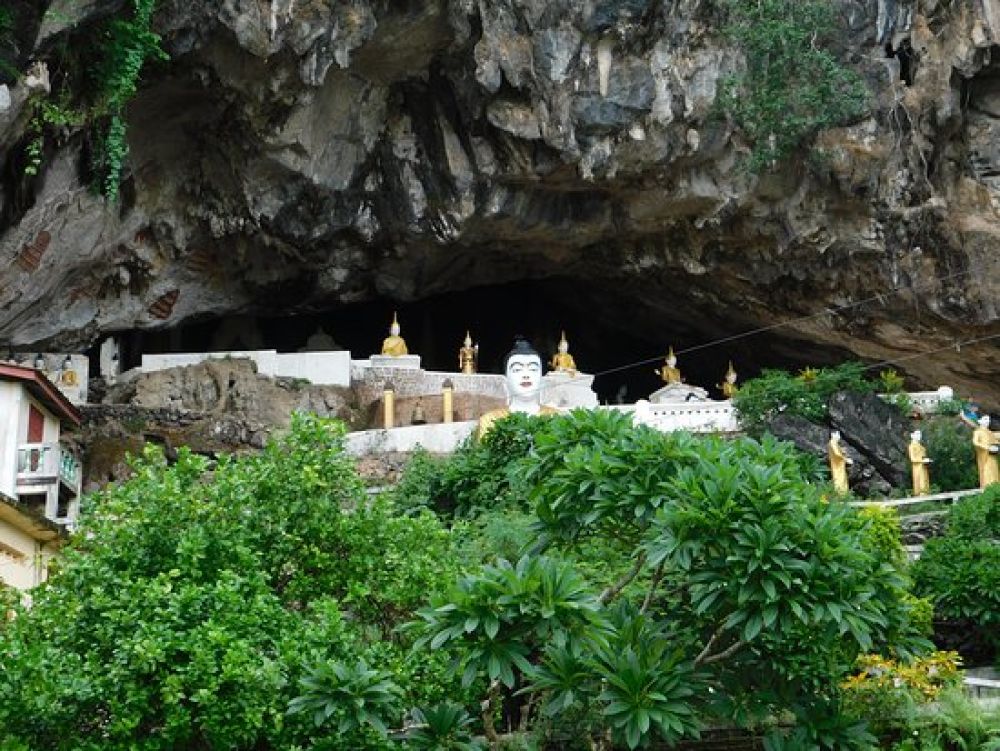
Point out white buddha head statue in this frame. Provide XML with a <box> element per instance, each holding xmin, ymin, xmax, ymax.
<box><xmin>980</xmin><ymin>415</ymin><xmax>991</xmax><ymax>429</ymax></box>
<box><xmin>503</xmin><ymin>337</ymin><xmax>542</xmax><ymax>405</ymax></box>
<box><xmin>911</xmin><ymin>430</ymin><xmax>922</xmax><ymax>443</ymax></box>
<box><xmin>666</xmin><ymin>346</ymin><xmax>677</xmax><ymax>367</ymax></box>
<box><xmin>558</xmin><ymin>331</ymin><xmax>569</xmax><ymax>354</ymax></box>
<box><xmin>464</xmin><ymin>331</ymin><xmax>473</xmax><ymax>348</ymax></box>
<box><xmin>830</xmin><ymin>430</ymin><xmax>841</xmax><ymax>444</ymax></box>
<box><xmin>390</xmin><ymin>312</ymin><xmax>401</xmax><ymax>337</ymax></box>
<box><xmin>725</xmin><ymin>361</ymin><xmax>737</xmax><ymax>383</ymax></box>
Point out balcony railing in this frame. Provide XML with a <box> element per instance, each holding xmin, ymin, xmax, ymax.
<box><xmin>16</xmin><ymin>443</ymin><xmax>81</xmax><ymax>491</ymax></box>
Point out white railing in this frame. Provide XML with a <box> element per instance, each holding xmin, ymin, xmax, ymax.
<box><xmin>608</xmin><ymin>401</ymin><xmax>740</xmax><ymax>434</ymax></box>
<box><xmin>16</xmin><ymin>443</ymin><xmax>81</xmax><ymax>490</ymax></box>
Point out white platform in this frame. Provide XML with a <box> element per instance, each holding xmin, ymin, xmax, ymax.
<box><xmin>344</xmin><ymin>421</ymin><xmax>477</xmax><ymax>456</ymax></box>
<box><xmin>540</xmin><ymin>372</ymin><xmax>599</xmax><ymax>409</ymax></box>
<box><xmin>365</xmin><ymin>355</ymin><xmax>422</xmax><ymax>370</ymax></box>
<box><xmin>650</xmin><ymin>382</ymin><xmax>708</xmax><ymax>404</ymax></box>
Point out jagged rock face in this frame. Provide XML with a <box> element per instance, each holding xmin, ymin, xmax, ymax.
<box><xmin>2</xmin><ymin>0</ymin><xmax>1000</xmax><ymax>404</ymax></box>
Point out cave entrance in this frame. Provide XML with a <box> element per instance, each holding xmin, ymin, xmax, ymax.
<box><xmin>117</xmin><ymin>278</ymin><xmax>854</xmax><ymax>403</ymax></box>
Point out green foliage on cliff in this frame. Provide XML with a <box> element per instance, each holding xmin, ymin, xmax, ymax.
<box><xmin>24</xmin><ymin>0</ymin><xmax>167</xmax><ymax>199</ymax></box>
<box><xmin>719</xmin><ymin>0</ymin><xmax>868</xmax><ymax>171</ymax></box>
<box><xmin>732</xmin><ymin>362</ymin><xmax>876</xmax><ymax>435</ymax></box>
<box><xmin>90</xmin><ymin>0</ymin><xmax>167</xmax><ymax>198</ymax></box>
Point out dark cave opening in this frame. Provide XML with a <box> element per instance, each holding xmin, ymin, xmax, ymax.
<box><xmin>111</xmin><ymin>278</ymin><xmax>859</xmax><ymax>404</ymax></box>
<box><xmin>885</xmin><ymin>40</ymin><xmax>915</xmax><ymax>86</ymax></box>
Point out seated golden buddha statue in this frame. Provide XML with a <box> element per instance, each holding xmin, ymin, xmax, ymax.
<box><xmin>478</xmin><ymin>337</ymin><xmax>558</xmax><ymax>438</ymax></box>
<box><xmin>549</xmin><ymin>331</ymin><xmax>578</xmax><ymax>374</ymax></box>
<box><xmin>381</xmin><ymin>312</ymin><xmax>408</xmax><ymax>356</ymax></box>
<box><xmin>719</xmin><ymin>361</ymin><xmax>738</xmax><ymax>399</ymax></box>
<box><xmin>459</xmin><ymin>331</ymin><xmax>477</xmax><ymax>374</ymax></box>
<box><xmin>654</xmin><ymin>346</ymin><xmax>682</xmax><ymax>384</ymax></box>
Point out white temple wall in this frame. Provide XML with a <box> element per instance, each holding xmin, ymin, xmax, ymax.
<box><xmin>141</xmin><ymin>350</ymin><xmax>351</xmax><ymax>387</ymax></box>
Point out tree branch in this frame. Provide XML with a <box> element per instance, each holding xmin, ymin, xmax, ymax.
<box><xmin>701</xmin><ymin>638</ymin><xmax>748</xmax><ymax>666</ymax></box>
<box><xmin>640</xmin><ymin>561</ymin><xmax>665</xmax><ymax>614</ymax></box>
<box><xmin>694</xmin><ymin>627</ymin><xmax>723</xmax><ymax>666</ymax></box>
<box><xmin>598</xmin><ymin>551</ymin><xmax>647</xmax><ymax>605</ymax></box>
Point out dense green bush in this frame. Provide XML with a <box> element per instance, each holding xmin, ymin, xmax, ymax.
<box><xmin>912</xmin><ymin>488</ymin><xmax>1000</xmax><ymax>651</ymax></box>
<box><xmin>0</xmin><ymin>415</ymin><xmax>462</xmax><ymax>750</ymax></box>
<box><xmin>392</xmin><ymin>413</ymin><xmax>548</xmax><ymax>517</ymax></box>
<box><xmin>947</xmin><ymin>484</ymin><xmax>1000</xmax><ymax>540</ymax></box>
<box><xmin>732</xmin><ymin>362</ymin><xmax>876</xmax><ymax>435</ymax></box>
<box><xmin>922</xmin><ymin>416</ymin><xmax>979</xmax><ymax>492</ymax></box>
<box><xmin>408</xmin><ymin>410</ymin><xmax>926</xmax><ymax>749</ymax></box>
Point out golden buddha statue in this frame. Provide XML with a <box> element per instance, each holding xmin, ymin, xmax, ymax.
<box><xmin>718</xmin><ymin>361</ymin><xmax>738</xmax><ymax>399</ymax></box>
<box><xmin>972</xmin><ymin>415</ymin><xmax>1000</xmax><ymax>489</ymax></box>
<box><xmin>380</xmin><ymin>312</ymin><xmax>408</xmax><ymax>356</ymax></box>
<box><xmin>827</xmin><ymin>431</ymin><xmax>853</xmax><ymax>493</ymax></box>
<box><xmin>478</xmin><ymin>337</ymin><xmax>558</xmax><ymax>439</ymax></box>
<box><xmin>549</xmin><ymin>331</ymin><xmax>578</xmax><ymax>374</ymax></box>
<box><xmin>654</xmin><ymin>346</ymin><xmax>682</xmax><ymax>384</ymax></box>
<box><xmin>908</xmin><ymin>430</ymin><xmax>932</xmax><ymax>496</ymax></box>
<box><xmin>459</xmin><ymin>331</ymin><xmax>477</xmax><ymax>374</ymax></box>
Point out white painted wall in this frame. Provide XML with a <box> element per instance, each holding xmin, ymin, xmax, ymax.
<box><xmin>344</xmin><ymin>421</ymin><xmax>478</xmax><ymax>456</ymax></box>
<box><xmin>141</xmin><ymin>350</ymin><xmax>351</xmax><ymax>387</ymax></box>
<box><xmin>0</xmin><ymin>381</ymin><xmax>22</xmax><ymax>498</ymax></box>
<box><xmin>0</xmin><ymin>521</ymin><xmax>52</xmax><ymax>590</ymax></box>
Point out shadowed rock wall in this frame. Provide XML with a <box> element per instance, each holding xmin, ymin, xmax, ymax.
<box><xmin>1</xmin><ymin>0</ymin><xmax>999</xmax><ymax>405</ymax></box>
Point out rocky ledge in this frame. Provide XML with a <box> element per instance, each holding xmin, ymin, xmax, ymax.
<box><xmin>1</xmin><ymin>0</ymin><xmax>999</xmax><ymax>405</ymax></box>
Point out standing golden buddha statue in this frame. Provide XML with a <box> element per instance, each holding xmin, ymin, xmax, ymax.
<box><xmin>972</xmin><ymin>415</ymin><xmax>1000</xmax><ymax>489</ymax></box>
<box><xmin>381</xmin><ymin>312</ymin><xmax>408</xmax><ymax>356</ymax></box>
<box><xmin>827</xmin><ymin>431</ymin><xmax>853</xmax><ymax>493</ymax></box>
<box><xmin>908</xmin><ymin>430</ymin><xmax>932</xmax><ymax>496</ymax></box>
<box><xmin>459</xmin><ymin>331</ymin><xmax>477</xmax><ymax>374</ymax></box>
<box><xmin>654</xmin><ymin>346</ymin><xmax>682</xmax><ymax>384</ymax></box>
<box><xmin>550</xmin><ymin>331</ymin><xmax>578</xmax><ymax>374</ymax></box>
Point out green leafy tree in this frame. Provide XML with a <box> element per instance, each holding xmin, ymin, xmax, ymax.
<box><xmin>410</xmin><ymin>555</ymin><xmax>605</xmax><ymax>742</ymax></box>
<box><xmin>418</xmin><ymin>411</ymin><xmax>925</xmax><ymax>748</ymax></box>
<box><xmin>0</xmin><ymin>414</ymin><xmax>459</xmax><ymax>750</ymax></box>
<box><xmin>718</xmin><ymin>0</ymin><xmax>868</xmax><ymax>171</ymax></box>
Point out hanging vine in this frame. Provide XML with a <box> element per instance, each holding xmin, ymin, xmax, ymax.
<box><xmin>23</xmin><ymin>0</ymin><xmax>167</xmax><ymax>200</ymax></box>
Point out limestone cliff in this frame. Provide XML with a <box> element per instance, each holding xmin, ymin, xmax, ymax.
<box><xmin>1</xmin><ymin>0</ymin><xmax>999</xmax><ymax>404</ymax></box>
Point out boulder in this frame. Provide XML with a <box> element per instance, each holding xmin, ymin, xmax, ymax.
<box><xmin>828</xmin><ymin>391</ymin><xmax>909</xmax><ymax>489</ymax></box>
<box><xmin>765</xmin><ymin>413</ymin><xmax>892</xmax><ymax>497</ymax></box>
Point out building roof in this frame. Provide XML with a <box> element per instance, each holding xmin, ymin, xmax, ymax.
<box><xmin>0</xmin><ymin>491</ymin><xmax>64</xmax><ymax>543</ymax></box>
<box><xmin>0</xmin><ymin>362</ymin><xmax>82</xmax><ymax>427</ymax></box>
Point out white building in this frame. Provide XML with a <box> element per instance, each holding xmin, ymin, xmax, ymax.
<box><xmin>0</xmin><ymin>363</ymin><xmax>83</xmax><ymax>590</ymax></box>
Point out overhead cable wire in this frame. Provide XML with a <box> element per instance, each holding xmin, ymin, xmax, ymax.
<box><xmin>592</xmin><ymin>268</ymin><xmax>976</xmax><ymax>379</ymax></box>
